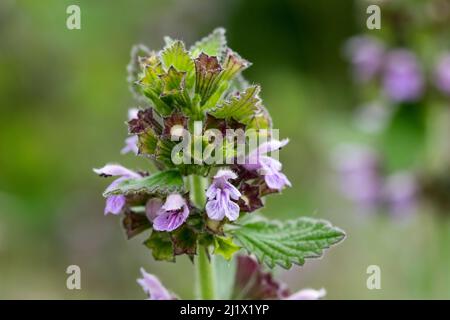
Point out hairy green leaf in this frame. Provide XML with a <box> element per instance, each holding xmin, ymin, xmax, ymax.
<box><xmin>161</xmin><ymin>41</ymin><xmax>195</xmax><ymax>89</ymax></box>
<box><xmin>213</xmin><ymin>236</ymin><xmax>240</xmax><ymax>260</ymax></box>
<box><xmin>228</xmin><ymin>216</ymin><xmax>345</xmax><ymax>269</ymax></box>
<box><xmin>144</xmin><ymin>231</ymin><xmax>174</xmax><ymax>262</ymax></box>
<box><xmin>104</xmin><ymin>170</ymin><xmax>184</xmax><ymax>196</ymax></box>
<box><xmin>190</xmin><ymin>27</ymin><xmax>227</xmax><ymax>60</ymax></box>
<box><xmin>210</xmin><ymin>85</ymin><xmax>263</xmax><ymax>126</ymax></box>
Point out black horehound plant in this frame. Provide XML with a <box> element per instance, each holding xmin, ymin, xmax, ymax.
<box><xmin>94</xmin><ymin>28</ymin><xmax>345</xmax><ymax>300</ymax></box>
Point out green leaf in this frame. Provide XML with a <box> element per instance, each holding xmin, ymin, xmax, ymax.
<box><xmin>171</xmin><ymin>225</ymin><xmax>197</xmax><ymax>256</ymax></box>
<box><xmin>190</xmin><ymin>27</ymin><xmax>227</xmax><ymax>60</ymax></box>
<box><xmin>104</xmin><ymin>169</ymin><xmax>184</xmax><ymax>196</ymax></box>
<box><xmin>137</xmin><ymin>129</ymin><xmax>158</xmax><ymax>155</ymax></box>
<box><xmin>210</xmin><ymin>85</ymin><xmax>264</xmax><ymax>126</ymax></box>
<box><xmin>159</xmin><ymin>66</ymin><xmax>192</xmax><ymax>111</ymax></box>
<box><xmin>161</xmin><ymin>41</ymin><xmax>195</xmax><ymax>89</ymax></box>
<box><xmin>127</xmin><ymin>44</ymin><xmax>151</xmax><ymax>102</ymax></box>
<box><xmin>213</xmin><ymin>236</ymin><xmax>240</xmax><ymax>260</ymax></box>
<box><xmin>228</xmin><ymin>216</ymin><xmax>346</xmax><ymax>269</ymax></box>
<box><xmin>220</xmin><ymin>49</ymin><xmax>250</xmax><ymax>81</ymax></box>
<box><xmin>144</xmin><ymin>231</ymin><xmax>174</xmax><ymax>262</ymax></box>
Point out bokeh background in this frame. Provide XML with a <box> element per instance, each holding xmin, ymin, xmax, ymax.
<box><xmin>1</xmin><ymin>0</ymin><xmax>449</xmax><ymax>299</ymax></box>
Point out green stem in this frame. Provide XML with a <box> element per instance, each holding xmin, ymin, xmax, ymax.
<box><xmin>189</xmin><ymin>174</ymin><xmax>216</xmax><ymax>300</ymax></box>
<box><xmin>197</xmin><ymin>246</ymin><xmax>216</xmax><ymax>300</ymax></box>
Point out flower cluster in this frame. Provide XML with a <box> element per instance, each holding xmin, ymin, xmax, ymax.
<box><xmin>334</xmin><ymin>145</ymin><xmax>418</xmax><ymax>217</ymax></box>
<box><xmin>94</xmin><ymin>28</ymin><xmax>345</xmax><ymax>299</ymax></box>
<box><xmin>345</xmin><ymin>36</ymin><xmax>450</xmax><ymax>103</ymax></box>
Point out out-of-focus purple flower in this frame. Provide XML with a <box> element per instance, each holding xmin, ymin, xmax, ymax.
<box><xmin>153</xmin><ymin>194</ymin><xmax>189</xmax><ymax>232</ymax></box>
<box><xmin>434</xmin><ymin>53</ymin><xmax>450</xmax><ymax>96</ymax></box>
<box><xmin>243</xmin><ymin>139</ymin><xmax>291</xmax><ymax>191</ymax></box>
<box><xmin>383</xmin><ymin>49</ymin><xmax>424</xmax><ymax>102</ymax></box>
<box><xmin>334</xmin><ymin>145</ymin><xmax>383</xmax><ymax>209</ymax></box>
<box><xmin>233</xmin><ymin>255</ymin><xmax>325</xmax><ymax>300</ymax></box>
<box><xmin>233</xmin><ymin>256</ymin><xmax>290</xmax><ymax>299</ymax></box>
<box><xmin>383</xmin><ymin>172</ymin><xmax>418</xmax><ymax>217</ymax></box>
<box><xmin>93</xmin><ymin>164</ymin><xmax>140</xmax><ymax>215</ymax></box>
<box><xmin>121</xmin><ymin>108</ymin><xmax>140</xmax><ymax>155</ymax></box>
<box><xmin>345</xmin><ymin>36</ymin><xmax>385</xmax><ymax>82</ymax></box>
<box><xmin>206</xmin><ymin>169</ymin><xmax>241</xmax><ymax>221</ymax></box>
<box><xmin>137</xmin><ymin>268</ymin><xmax>175</xmax><ymax>300</ymax></box>
<box><xmin>285</xmin><ymin>288</ymin><xmax>326</xmax><ymax>300</ymax></box>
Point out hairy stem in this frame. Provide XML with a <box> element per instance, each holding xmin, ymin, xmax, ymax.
<box><xmin>189</xmin><ymin>174</ymin><xmax>216</xmax><ymax>300</ymax></box>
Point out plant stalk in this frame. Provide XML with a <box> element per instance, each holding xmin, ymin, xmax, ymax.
<box><xmin>189</xmin><ymin>174</ymin><xmax>216</xmax><ymax>300</ymax></box>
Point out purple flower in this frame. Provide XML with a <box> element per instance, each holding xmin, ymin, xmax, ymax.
<box><xmin>434</xmin><ymin>53</ymin><xmax>450</xmax><ymax>96</ymax></box>
<box><xmin>285</xmin><ymin>288</ymin><xmax>326</xmax><ymax>300</ymax></box>
<box><xmin>121</xmin><ymin>136</ymin><xmax>139</xmax><ymax>155</ymax></box>
<box><xmin>334</xmin><ymin>145</ymin><xmax>383</xmax><ymax>209</ymax></box>
<box><xmin>153</xmin><ymin>194</ymin><xmax>189</xmax><ymax>232</ymax></box>
<box><xmin>232</xmin><ymin>255</ymin><xmax>325</xmax><ymax>300</ymax></box>
<box><xmin>383</xmin><ymin>49</ymin><xmax>424</xmax><ymax>102</ymax></box>
<box><xmin>137</xmin><ymin>268</ymin><xmax>175</xmax><ymax>300</ymax></box>
<box><xmin>121</xmin><ymin>108</ymin><xmax>139</xmax><ymax>155</ymax></box>
<box><xmin>145</xmin><ymin>198</ymin><xmax>163</xmax><ymax>222</ymax></box>
<box><xmin>93</xmin><ymin>164</ymin><xmax>140</xmax><ymax>215</ymax></box>
<box><xmin>243</xmin><ymin>139</ymin><xmax>291</xmax><ymax>191</ymax></box>
<box><xmin>206</xmin><ymin>169</ymin><xmax>241</xmax><ymax>221</ymax></box>
<box><xmin>383</xmin><ymin>172</ymin><xmax>417</xmax><ymax>217</ymax></box>
<box><xmin>345</xmin><ymin>36</ymin><xmax>385</xmax><ymax>82</ymax></box>
<box><xmin>233</xmin><ymin>255</ymin><xmax>290</xmax><ymax>299</ymax></box>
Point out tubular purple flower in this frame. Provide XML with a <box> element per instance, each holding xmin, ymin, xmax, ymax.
<box><xmin>383</xmin><ymin>49</ymin><xmax>424</xmax><ymax>102</ymax></box>
<box><xmin>122</xmin><ymin>108</ymin><xmax>140</xmax><ymax>154</ymax></box>
<box><xmin>121</xmin><ymin>136</ymin><xmax>139</xmax><ymax>155</ymax></box>
<box><xmin>243</xmin><ymin>139</ymin><xmax>291</xmax><ymax>191</ymax></box>
<box><xmin>345</xmin><ymin>36</ymin><xmax>385</xmax><ymax>82</ymax></box>
<box><xmin>153</xmin><ymin>194</ymin><xmax>189</xmax><ymax>232</ymax></box>
<box><xmin>145</xmin><ymin>198</ymin><xmax>163</xmax><ymax>222</ymax></box>
<box><xmin>206</xmin><ymin>169</ymin><xmax>241</xmax><ymax>221</ymax></box>
<box><xmin>137</xmin><ymin>268</ymin><xmax>175</xmax><ymax>300</ymax></box>
<box><xmin>93</xmin><ymin>164</ymin><xmax>140</xmax><ymax>215</ymax></box>
<box><xmin>285</xmin><ymin>288</ymin><xmax>326</xmax><ymax>300</ymax></box>
<box><xmin>434</xmin><ymin>53</ymin><xmax>450</xmax><ymax>96</ymax></box>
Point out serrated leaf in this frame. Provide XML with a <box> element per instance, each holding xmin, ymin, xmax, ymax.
<box><xmin>127</xmin><ymin>44</ymin><xmax>151</xmax><ymax>102</ymax></box>
<box><xmin>210</xmin><ymin>85</ymin><xmax>263</xmax><ymax>126</ymax></box>
<box><xmin>220</xmin><ymin>49</ymin><xmax>250</xmax><ymax>81</ymax></box>
<box><xmin>158</xmin><ymin>66</ymin><xmax>192</xmax><ymax>111</ymax></box>
<box><xmin>161</xmin><ymin>41</ymin><xmax>195</xmax><ymax>89</ymax></box>
<box><xmin>171</xmin><ymin>225</ymin><xmax>197</xmax><ymax>256</ymax></box>
<box><xmin>213</xmin><ymin>236</ymin><xmax>240</xmax><ymax>260</ymax></box>
<box><xmin>228</xmin><ymin>217</ymin><xmax>345</xmax><ymax>269</ymax></box>
<box><xmin>104</xmin><ymin>170</ymin><xmax>184</xmax><ymax>196</ymax></box>
<box><xmin>190</xmin><ymin>28</ymin><xmax>227</xmax><ymax>60</ymax></box>
<box><xmin>144</xmin><ymin>230</ymin><xmax>174</xmax><ymax>262</ymax></box>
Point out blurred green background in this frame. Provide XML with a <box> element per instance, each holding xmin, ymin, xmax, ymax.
<box><xmin>0</xmin><ymin>0</ymin><xmax>449</xmax><ymax>299</ymax></box>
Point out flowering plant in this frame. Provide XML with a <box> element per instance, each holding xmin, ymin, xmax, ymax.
<box><xmin>94</xmin><ymin>28</ymin><xmax>345</xmax><ymax>299</ymax></box>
